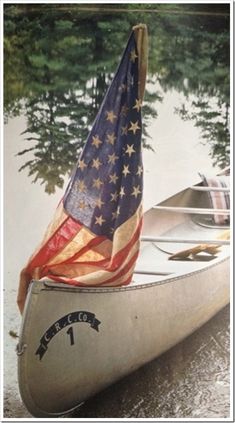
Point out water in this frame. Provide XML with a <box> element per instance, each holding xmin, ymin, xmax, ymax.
<box><xmin>72</xmin><ymin>306</ymin><xmax>230</xmax><ymax>419</ymax></box>
<box><xmin>3</xmin><ymin>4</ymin><xmax>230</xmax><ymax>419</ymax></box>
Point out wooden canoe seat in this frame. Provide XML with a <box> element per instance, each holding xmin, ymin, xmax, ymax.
<box><xmin>168</xmin><ymin>230</ymin><xmax>230</xmax><ymax>261</ymax></box>
<box><xmin>168</xmin><ymin>244</ymin><xmax>221</xmax><ymax>261</ymax></box>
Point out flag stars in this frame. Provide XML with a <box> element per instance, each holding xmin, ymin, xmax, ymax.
<box><xmin>95</xmin><ymin>215</ymin><xmax>106</xmax><ymax>226</ymax></box>
<box><xmin>125</xmin><ymin>144</ymin><xmax>136</xmax><ymax>157</ymax></box>
<box><xmin>78</xmin><ymin>200</ymin><xmax>87</xmax><ymax>210</ymax></box>
<box><xmin>133</xmin><ymin>99</ymin><xmax>142</xmax><ymax>112</ymax></box>
<box><xmin>112</xmin><ymin>207</ymin><xmax>121</xmax><ymax>220</ymax></box>
<box><xmin>119</xmin><ymin>186</ymin><xmax>126</xmax><ymax>198</ymax></box>
<box><xmin>121</xmin><ymin>125</ymin><xmax>128</xmax><ymax>136</ymax></box>
<box><xmin>108</xmin><ymin>153</ymin><xmax>119</xmax><ymax>165</ymax></box>
<box><xmin>110</xmin><ymin>191</ymin><xmax>119</xmax><ymax>202</ymax></box>
<box><xmin>127</xmin><ymin>74</ymin><xmax>134</xmax><ymax>87</ymax></box>
<box><xmin>106</xmin><ymin>110</ymin><xmax>117</xmax><ymax>123</ymax></box>
<box><xmin>64</xmin><ymin>36</ymin><xmax>144</xmax><ymax>239</ymax></box>
<box><xmin>119</xmin><ymin>83</ymin><xmax>127</xmax><ymax>92</ymax></box>
<box><xmin>78</xmin><ymin>159</ymin><xmax>87</xmax><ymax>171</ymax></box>
<box><xmin>128</xmin><ymin>121</ymin><xmax>141</xmax><ymax>135</ymax></box>
<box><xmin>92</xmin><ymin>178</ymin><xmax>104</xmax><ymax>189</ymax></box>
<box><xmin>92</xmin><ymin>158</ymin><xmax>102</xmax><ymax>170</ymax></box>
<box><xmin>120</xmin><ymin>104</ymin><xmax>129</xmax><ymax>117</ymax></box>
<box><xmin>136</xmin><ymin>165</ymin><xmax>143</xmax><ymax>176</ymax></box>
<box><xmin>95</xmin><ymin>197</ymin><xmax>105</xmax><ymax>209</ymax></box>
<box><xmin>109</xmin><ymin>173</ymin><xmax>119</xmax><ymax>184</ymax></box>
<box><xmin>131</xmin><ymin>185</ymin><xmax>142</xmax><ymax>198</ymax></box>
<box><xmin>92</xmin><ymin>135</ymin><xmax>102</xmax><ymax>149</ymax></box>
<box><xmin>75</xmin><ymin>180</ymin><xmax>87</xmax><ymax>193</ymax></box>
<box><xmin>111</xmin><ymin>212</ymin><xmax>116</xmax><ymax>221</ymax></box>
<box><xmin>130</xmin><ymin>49</ymin><xmax>138</xmax><ymax>63</ymax></box>
<box><xmin>122</xmin><ymin>164</ymin><xmax>130</xmax><ymax>177</ymax></box>
<box><xmin>106</xmin><ymin>132</ymin><xmax>116</xmax><ymax>145</ymax></box>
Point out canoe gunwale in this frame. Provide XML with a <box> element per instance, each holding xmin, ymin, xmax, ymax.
<box><xmin>33</xmin><ymin>254</ymin><xmax>230</xmax><ymax>294</ymax></box>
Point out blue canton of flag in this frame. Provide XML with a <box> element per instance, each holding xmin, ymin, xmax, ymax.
<box><xmin>63</xmin><ymin>31</ymin><xmax>143</xmax><ymax>240</ymax></box>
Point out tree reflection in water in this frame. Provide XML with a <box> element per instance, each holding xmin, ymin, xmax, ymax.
<box><xmin>4</xmin><ymin>4</ymin><xmax>230</xmax><ymax>193</ymax></box>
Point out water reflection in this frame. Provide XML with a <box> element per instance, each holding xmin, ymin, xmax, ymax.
<box><xmin>4</xmin><ymin>4</ymin><xmax>230</xmax><ymax>193</ymax></box>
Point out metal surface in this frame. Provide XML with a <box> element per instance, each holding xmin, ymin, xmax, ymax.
<box><xmin>154</xmin><ymin>206</ymin><xmax>230</xmax><ymax>215</ymax></box>
<box><xmin>140</xmin><ymin>235</ymin><xmax>229</xmax><ymax>245</ymax></box>
<box><xmin>190</xmin><ymin>186</ymin><xmax>230</xmax><ymax>192</ymax></box>
<box><xmin>17</xmin><ymin>186</ymin><xmax>230</xmax><ymax>417</ymax></box>
<box><xmin>133</xmin><ymin>269</ymin><xmax>172</xmax><ymax>276</ymax></box>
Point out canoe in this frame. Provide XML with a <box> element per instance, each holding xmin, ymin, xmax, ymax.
<box><xmin>17</xmin><ymin>181</ymin><xmax>230</xmax><ymax>417</ymax></box>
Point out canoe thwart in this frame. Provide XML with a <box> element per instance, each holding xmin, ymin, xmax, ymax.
<box><xmin>190</xmin><ymin>186</ymin><xmax>230</xmax><ymax>192</ymax></box>
<box><xmin>133</xmin><ymin>269</ymin><xmax>172</xmax><ymax>276</ymax></box>
<box><xmin>140</xmin><ymin>236</ymin><xmax>230</xmax><ymax>245</ymax></box>
<box><xmin>153</xmin><ymin>206</ymin><xmax>230</xmax><ymax>215</ymax></box>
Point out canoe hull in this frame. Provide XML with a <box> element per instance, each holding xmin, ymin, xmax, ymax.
<box><xmin>18</xmin><ymin>256</ymin><xmax>229</xmax><ymax>417</ymax></box>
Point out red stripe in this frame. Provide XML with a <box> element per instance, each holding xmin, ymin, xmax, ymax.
<box><xmin>58</xmin><ymin>234</ymin><xmax>108</xmax><ymax>264</ymax></box>
<box><xmin>44</xmin><ymin>216</ymin><xmax>142</xmax><ymax>274</ymax></box>
<box><xmin>32</xmin><ymin>212</ymin><xmax>142</xmax><ymax>286</ymax></box>
<box><xmin>27</xmin><ymin>216</ymin><xmax>82</xmax><ymax>271</ymax></box>
<box><xmin>49</xmin><ymin>257</ymin><xmax>111</xmax><ymax>269</ymax></box>
<box><xmin>47</xmin><ymin>273</ymin><xmax>133</xmax><ymax>287</ymax></box>
<box><xmin>47</xmin><ymin>249</ymin><xmax>139</xmax><ymax>287</ymax></box>
<box><xmin>116</xmin><ymin>274</ymin><xmax>132</xmax><ymax>286</ymax></box>
<box><xmin>106</xmin><ymin>218</ymin><xmax>142</xmax><ymax>272</ymax></box>
<box><xmin>45</xmin><ymin>216</ymin><xmax>142</xmax><ymax>271</ymax></box>
<box><xmin>100</xmin><ymin>250</ymin><xmax>139</xmax><ymax>285</ymax></box>
<box><xmin>42</xmin><ymin>234</ymin><xmax>108</xmax><ymax>273</ymax></box>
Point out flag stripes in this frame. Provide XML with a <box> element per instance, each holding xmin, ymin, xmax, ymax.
<box><xmin>18</xmin><ymin>26</ymin><xmax>148</xmax><ymax>312</ymax></box>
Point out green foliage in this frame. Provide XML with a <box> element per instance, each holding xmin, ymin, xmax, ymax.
<box><xmin>4</xmin><ymin>4</ymin><xmax>230</xmax><ymax>193</ymax></box>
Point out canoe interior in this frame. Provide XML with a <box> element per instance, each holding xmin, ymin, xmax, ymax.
<box><xmin>135</xmin><ymin>186</ymin><xmax>230</xmax><ymax>284</ymax></box>
<box><xmin>17</xmin><ymin>185</ymin><xmax>230</xmax><ymax>417</ymax></box>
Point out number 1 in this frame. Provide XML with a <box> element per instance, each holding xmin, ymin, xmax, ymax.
<box><xmin>67</xmin><ymin>326</ymin><xmax>75</xmax><ymax>345</ymax></box>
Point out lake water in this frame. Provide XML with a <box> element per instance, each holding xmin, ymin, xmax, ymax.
<box><xmin>72</xmin><ymin>306</ymin><xmax>230</xmax><ymax>419</ymax></box>
<box><xmin>3</xmin><ymin>4</ymin><xmax>230</xmax><ymax>419</ymax></box>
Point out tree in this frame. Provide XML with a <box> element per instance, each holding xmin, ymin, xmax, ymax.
<box><xmin>4</xmin><ymin>4</ymin><xmax>230</xmax><ymax>192</ymax></box>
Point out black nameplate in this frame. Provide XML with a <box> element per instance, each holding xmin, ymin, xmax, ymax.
<box><xmin>35</xmin><ymin>311</ymin><xmax>101</xmax><ymax>360</ymax></box>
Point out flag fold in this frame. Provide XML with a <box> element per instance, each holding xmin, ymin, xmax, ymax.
<box><xmin>18</xmin><ymin>24</ymin><xmax>148</xmax><ymax>311</ymax></box>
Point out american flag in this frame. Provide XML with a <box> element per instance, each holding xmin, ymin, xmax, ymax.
<box><xmin>19</xmin><ymin>26</ymin><xmax>148</xmax><ymax>294</ymax></box>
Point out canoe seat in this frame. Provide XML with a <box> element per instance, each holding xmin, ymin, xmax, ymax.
<box><xmin>168</xmin><ymin>243</ymin><xmax>221</xmax><ymax>261</ymax></box>
<box><xmin>168</xmin><ymin>228</ymin><xmax>230</xmax><ymax>261</ymax></box>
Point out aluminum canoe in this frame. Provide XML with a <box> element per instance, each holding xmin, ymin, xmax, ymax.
<box><xmin>17</xmin><ymin>183</ymin><xmax>230</xmax><ymax>417</ymax></box>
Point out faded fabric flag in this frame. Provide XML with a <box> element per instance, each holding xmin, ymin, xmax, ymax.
<box><xmin>17</xmin><ymin>25</ymin><xmax>148</xmax><ymax>311</ymax></box>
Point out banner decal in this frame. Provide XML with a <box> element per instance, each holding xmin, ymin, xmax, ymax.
<box><xmin>35</xmin><ymin>311</ymin><xmax>101</xmax><ymax>360</ymax></box>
